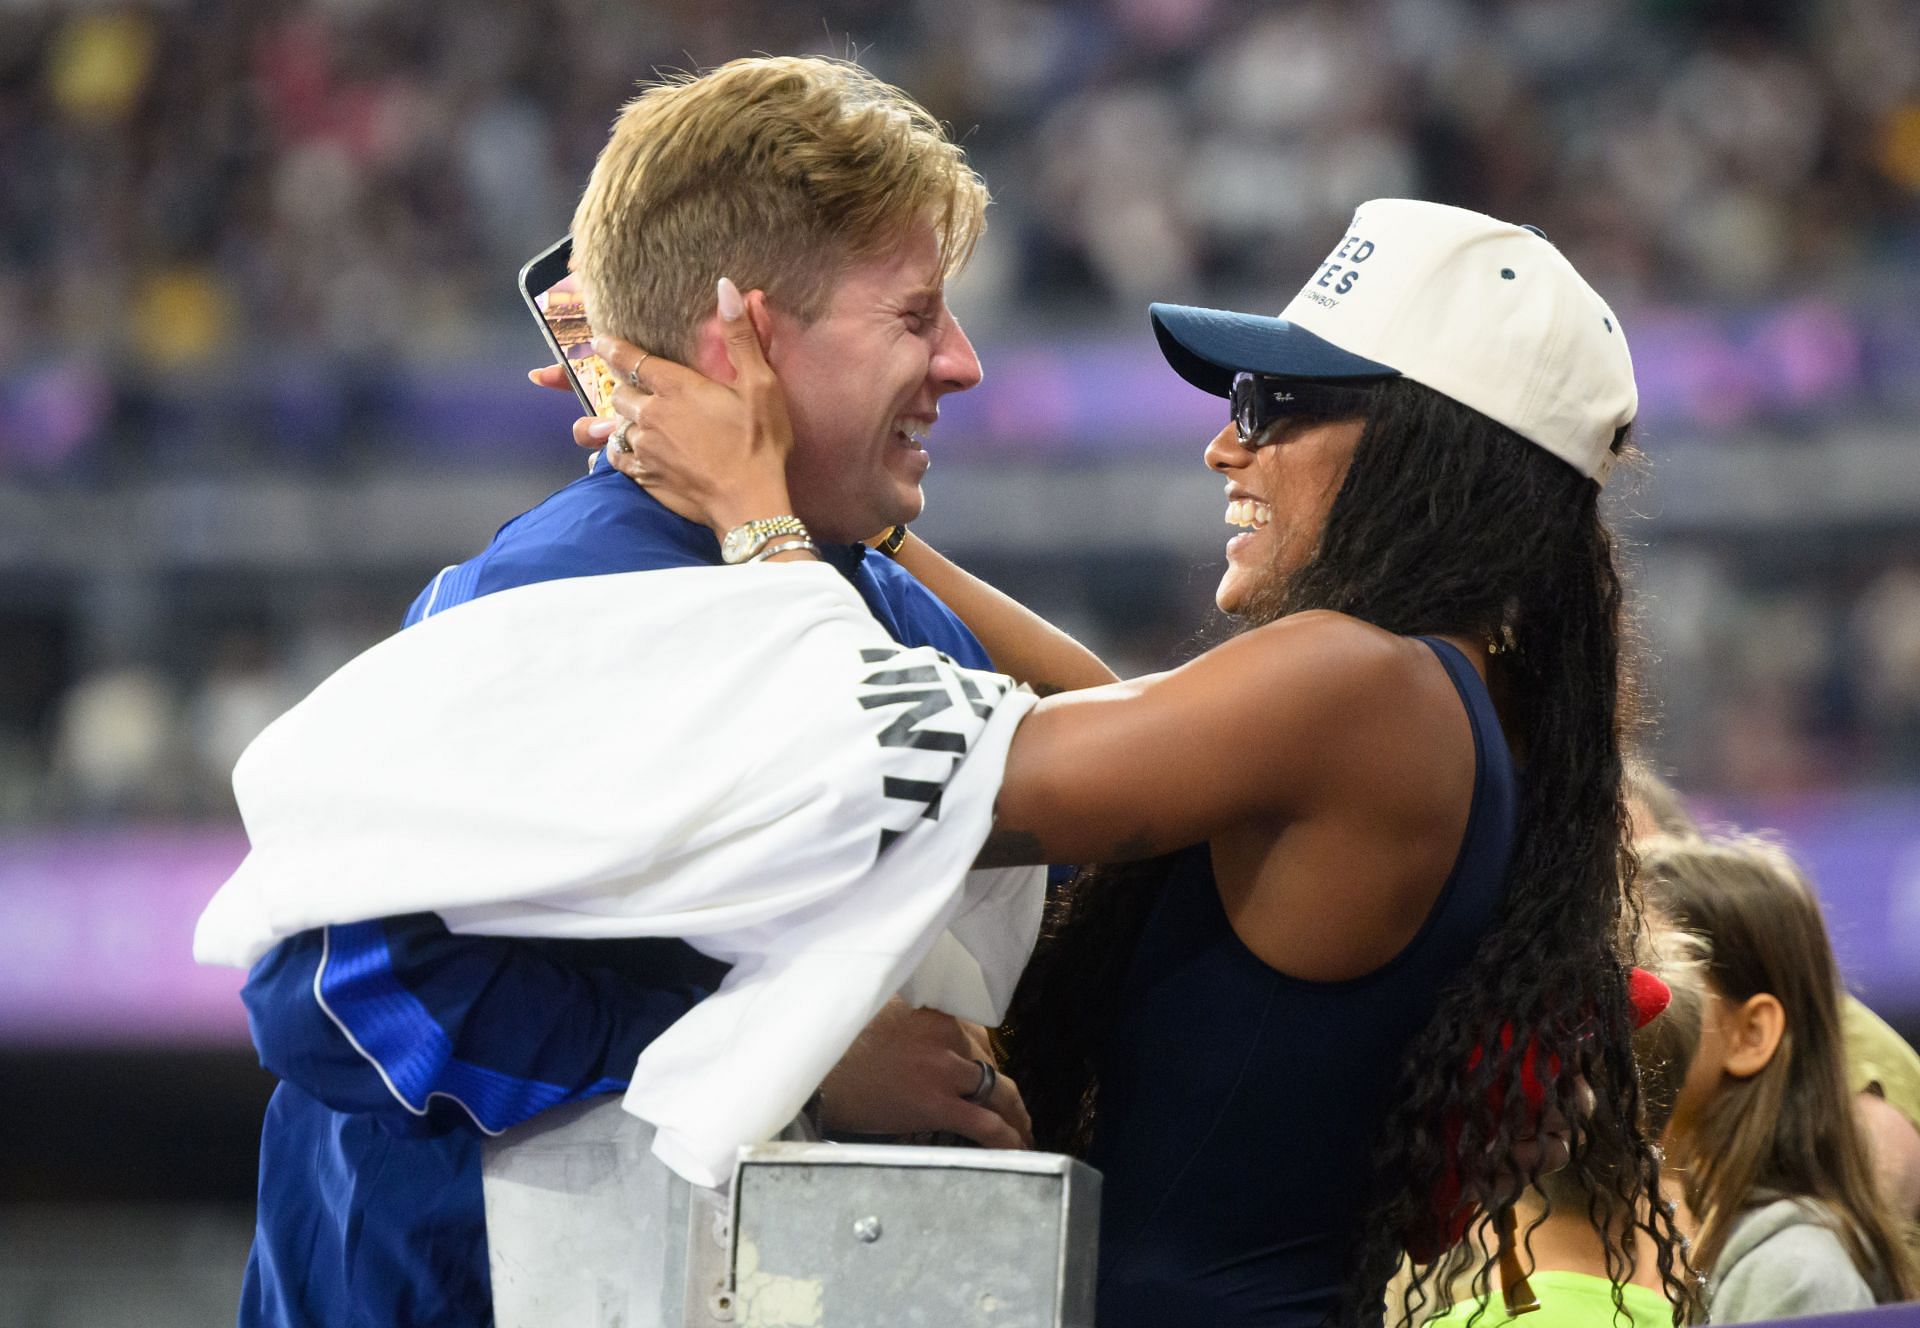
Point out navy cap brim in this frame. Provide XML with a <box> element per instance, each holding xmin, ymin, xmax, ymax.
<box><xmin>1150</xmin><ymin>302</ymin><xmax>1398</xmax><ymax>398</ymax></box>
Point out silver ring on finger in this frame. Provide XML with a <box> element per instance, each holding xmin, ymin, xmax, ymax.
<box><xmin>611</xmin><ymin>422</ymin><xmax>634</xmax><ymax>455</ymax></box>
<box><xmin>627</xmin><ymin>351</ymin><xmax>651</xmax><ymax>390</ymax></box>
<box><xmin>963</xmin><ymin>1058</ymin><xmax>997</xmax><ymax>1106</ymax></box>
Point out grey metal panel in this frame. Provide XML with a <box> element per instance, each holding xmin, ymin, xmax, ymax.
<box><xmin>729</xmin><ymin>1143</ymin><xmax>1102</xmax><ymax>1328</ymax></box>
<box><xmin>481</xmin><ymin>1097</ymin><xmax>785</xmax><ymax>1326</ymax></box>
<box><xmin>1057</xmin><ymin>1151</ymin><xmax>1102</xmax><ymax>1327</ymax></box>
<box><xmin>480</xmin><ymin>1097</ymin><xmax>703</xmax><ymax>1327</ymax></box>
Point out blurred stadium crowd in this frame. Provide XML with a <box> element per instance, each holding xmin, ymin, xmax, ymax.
<box><xmin>3</xmin><ymin>0</ymin><xmax>1920</xmax><ymax>821</ymax></box>
<box><xmin>6</xmin><ymin>0</ymin><xmax>1920</xmax><ymax>359</ymax></box>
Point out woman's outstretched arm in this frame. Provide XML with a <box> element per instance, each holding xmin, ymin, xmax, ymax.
<box><xmin>882</xmin><ymin>531</ymin><xmax>1118</xmax><ymax>695</ymax></box>
<box><xmin>975</xmin><ymin>607</ymin><xmax>1444</xmax><ymax>867</ymax></box>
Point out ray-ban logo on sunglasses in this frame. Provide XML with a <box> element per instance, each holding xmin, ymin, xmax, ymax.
<box><xmin>1231</xmin><ymin>374</ymin><xmax>1377</xmax><ymax>445</ymax></box>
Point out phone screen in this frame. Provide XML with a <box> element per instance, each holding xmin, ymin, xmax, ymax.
<box><xmin>536</xmin><ymin>272</ymin><xmax>620</xmax><ymax>417</ymax></box>
<box><xmin>519</xmin><ymin>237</ymin><xmax>619</xmax><ymax>418</ymax></box>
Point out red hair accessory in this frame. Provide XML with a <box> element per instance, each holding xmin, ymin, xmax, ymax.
<box><xmin>1402</xmin><ymin>967</ymin><xmax>1673</xmax><ymax>1272</ymax></box>
<box><xmin>1627</xmin><ymin>966</ymin><xmax>1671</xmax><ymax>1029</ymax></box>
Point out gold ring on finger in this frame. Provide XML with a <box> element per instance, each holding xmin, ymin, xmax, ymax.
<box><xmin>627</xmin><ymin>352</ymin><xmax>651</xmax><ymax>390</ymax></box>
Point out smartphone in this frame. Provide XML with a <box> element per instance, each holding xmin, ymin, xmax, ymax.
<box><xmin>518</xmin><ymin>235</ymin><xmax>619</xmax><ymax>418</ymax></box>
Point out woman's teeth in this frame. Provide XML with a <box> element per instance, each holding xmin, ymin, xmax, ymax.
<box><xmin>1226</xmin><ymin>498</ymin><xmax>1272</xmax><ymax>530</ymax></box>
<box><xmin>894</xmin><ymin>420</ymin><xmax>930</xmax><ymax>447</ymax></box>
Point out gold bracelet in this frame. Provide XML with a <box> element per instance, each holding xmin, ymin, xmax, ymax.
<box><xmin>873</xmin><ymin>525</ymin><xmax>909</xmax><ymax>558</ymax></box>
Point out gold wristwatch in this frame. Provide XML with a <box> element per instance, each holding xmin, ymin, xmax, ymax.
<box><xmin>720</xmin><ymin>515</ymin><xmax>810</xmax><ymax>565</ymax></box>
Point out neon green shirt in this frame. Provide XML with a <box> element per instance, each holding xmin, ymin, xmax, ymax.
<box><xmin>1426</xmin><ymin>1271</ymin><xmax>1673</xmax><ymax>1328</ymax></box>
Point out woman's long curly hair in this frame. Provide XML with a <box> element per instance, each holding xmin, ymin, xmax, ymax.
<box><xmin>1000</xmin><ymin>378</ymin><xmax>1700</xmax><ymax>1326</ymax></box>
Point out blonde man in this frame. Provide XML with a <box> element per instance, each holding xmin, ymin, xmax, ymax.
<box><xmin>568</xmin><ymin>56</ymin><xmax>988</xmax><ymax>545</ymax></box>
<box><xmin>235</xmin><ymin>57</ymin><xmax>1056</xmax><ymax>1328</ymax></box>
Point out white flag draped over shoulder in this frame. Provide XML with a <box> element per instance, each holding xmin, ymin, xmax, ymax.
<box><xmin>193</xmin><ymin>562</ymin><xmax>1044</xmax><ymax>1187</ymax></box>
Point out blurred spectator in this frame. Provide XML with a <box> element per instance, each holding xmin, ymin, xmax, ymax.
<box><xmin>1853</xmin><ymin>564</ymin><xmax>1920</xmax><ymax>772</ymax></box>
<box><xmin>50</xmin><ymin>665</ymin><xmax>177</xmax><ymax>818</ymax></box>
<box><xmin>183</xmin><ymin>631</ymin><xmax>300</xmax><ymax>812</ymax></box>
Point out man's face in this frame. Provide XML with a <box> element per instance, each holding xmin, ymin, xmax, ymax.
<box><xmin>1204</xmin><ymin>415</ymin><xmax>1366</xmax><ymax>615</ymax></box>
<box><xmin>763</xmin><ymin>222</ymin><xmax>982</xmax><ymax>544</ymax></box>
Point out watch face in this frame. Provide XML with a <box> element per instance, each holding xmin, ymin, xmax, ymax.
<box><xmin>722</xmin><ymin>526</ymin><xmax>759</xmax><ymax>564</ymax></box>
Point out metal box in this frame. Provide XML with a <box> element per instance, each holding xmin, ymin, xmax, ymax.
<box><xmin>728</xmin><ymin>1142</ymin><xmax>1101</xmax><ymax>1328</ymax></box>
<box><xmin>483</xmin><ymin>1101</ymin><xmax>1101</xmax><ymax>1328</ymax></box>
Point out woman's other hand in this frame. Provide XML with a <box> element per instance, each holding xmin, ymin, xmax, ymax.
<box><xmin>820</xmin><ymin>997</ymin><xmax>1035</xmax><ymax>1150</ymax></box>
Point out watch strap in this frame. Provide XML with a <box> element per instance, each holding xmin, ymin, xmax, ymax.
<box><xmin>721</xmin><ymin>515</ymin><xmax>809</xmax><ymax>564</ymax></box>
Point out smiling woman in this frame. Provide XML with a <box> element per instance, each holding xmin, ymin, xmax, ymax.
<box><xmin>1208</xmin><ymin>408</ymin><xmax>1368</xmax><ymax>615</ymax></box>
<box><xmin>1215</xmin><ymin>374</ymin><xmax>1382</xmax><ymax>583</ymax></box>
<box><xmin>589</xmin><ymin>198</ymin><xmax>1692</xmax><ymax>1328</ymax></box>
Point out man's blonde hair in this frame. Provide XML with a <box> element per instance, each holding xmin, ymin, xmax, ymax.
<box><xmin>572</xmin><ymin>56</ymin><xmax>988</xmax><ymax>363</ymax></box>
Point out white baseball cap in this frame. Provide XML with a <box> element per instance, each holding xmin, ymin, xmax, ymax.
<box><xmin>1150</xmin><ymin>199</ymin><xmax>1636</xmax><ymax>484</ymax></box>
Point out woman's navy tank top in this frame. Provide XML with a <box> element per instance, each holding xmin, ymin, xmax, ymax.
<box><xmin>1086</xmin><ymin>637</ymin><xmax>1519</xmax><ymax>1328</ymax></box>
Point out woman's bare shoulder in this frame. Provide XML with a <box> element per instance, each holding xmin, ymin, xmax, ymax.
<box><xmin>1215</xmin><ymin>614</ymin><xmax>1487</xmax><ymax>978</ymax></box>
<box><xmin>1220</xmin><ymin>611</ymin><xmax>1465</xmax><ymax>735</ymax></box>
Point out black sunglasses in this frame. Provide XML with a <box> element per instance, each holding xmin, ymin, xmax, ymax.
<box><xmin>1229</xmin><ymin>373</ymin><xmax>1380</xmax><ymax>446</ymax></box>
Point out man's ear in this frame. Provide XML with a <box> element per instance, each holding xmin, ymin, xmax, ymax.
<box><xmin>687</xmin><ymin>289</ymin><xmax>776</xmax><ymax>382</ymax></box>
<box><xmin>1722</xmin><ymin>992</ymin><xmax>1786</xmax><ymax>1079</ymax></box>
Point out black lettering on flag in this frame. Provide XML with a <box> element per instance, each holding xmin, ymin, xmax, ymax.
<box><xmin>955</xmin><ymin>671</ymin><xmax>995</xmax><ymax>720</ymax></box>
<box><xmin>883</xmin><ymin>773</ymin><xmax>947</xmax><ymax>820</ymax></box>
<box><xmin>858</xmin><ymin>647</ymin><xmax>987</xmax><ymax>855</ymax></box>
<box><xmin>863</xmin><ymin>666</ymin><xmax>943</xmax><ymax>686</ymax></box>
<box><xmin>858</xmin><ymin>688</ymin><xmax>967</xmax><ymax>753</ymax></box>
